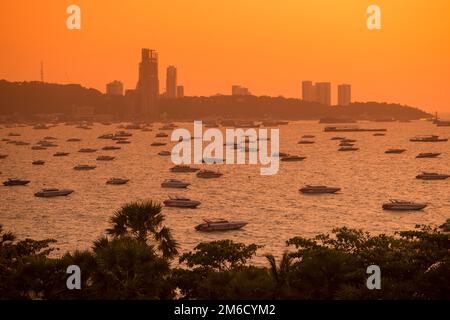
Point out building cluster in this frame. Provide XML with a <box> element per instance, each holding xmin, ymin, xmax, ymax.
<box><xmin>231</xmin><ymin>85</ymin><xmax>251</xmax><ymax>96</ymax></box>
<box><xmin>302</xmin><ymin>81</ymin><xmax>351</xmax><ymax>106</ymax></box>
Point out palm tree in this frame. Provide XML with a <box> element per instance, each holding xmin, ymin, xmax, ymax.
<box><xmin>265</xmin><ymin>251</ymin><xmax>293</xmax><ymax>299</ymax></box>
<box><xmin>106</xmin><ymin>201</ymin><xmax>178</xmax><ymax>259</ymax></box>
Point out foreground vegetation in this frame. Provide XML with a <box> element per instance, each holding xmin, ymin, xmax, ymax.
<box><xmin>1</xmin><ymin>201</ymin><xmax>449</xmax><ymax>299</ymax></box>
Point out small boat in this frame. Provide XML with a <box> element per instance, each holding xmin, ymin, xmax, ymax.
<box><xmin>151</xmin><ymin>142</ymin><xmax>166</xmax><ymax>146</ymax></box>
<box><xmin>385</xmin><ymin>149</ymin><xmax>406</xmax><ymax>154</ymax></box>
<box><xmin>324</xmin><ymin>126</ymin><xmax>386</xmax><ymax>132</ymax></box>
<box><xmin>8</xmin><ymin>132</ymin><xmax>21</xmax><ymax>137</ymax></box>
<box><xmin>98</xmin><ymin>133</ymin><xmax>115</xmax><ymax>139</ymax></box>
<box><xmin>281</xmin><ymin>155</ymin><xmax>306</xmax><ymax>162</ymax></box>
<box><xmin>302</xmin><ymin>135</ymin><xmax>316</xmax><ymax>139</ymax></box>
<box><xmin>14</xmin><ymin>141</ymin><xmax>30</xmax><ymax>146</ymax></box>
<box><xmin>299</xmin><ymin>185</ymin><xmax>341</xmax><ymax>194</ymax></box>
<box><xmin>102</xmin><ymin>146</ymin><xmax>121</xmax><ymax>150</ymax></box>
<box><xmin>170</xmin><ymin>165</ymin><xmax>199</xmax><ymax>173</ymax></box>
<box><xmin>298</xmin><ymin>140</ymin><xmax>315</xmax><ymax>144</ymax></box>
<box><xmin>106</xmin><ymin>178</ymin><xmax>129</xmax><ymax>185</ymax></box>
<box><xmin>32</xmin><ymin>160</ymin><xmax>45</xmax><ymax>165</ymax></box>
<box><xmin>202</xmin><ymin>157</ymin><xmax>225</xmax><ymax>164</ymax></box>
<box><xmin>410</xmin><ymin>135</ymin><xmax>448</xmax><ymax>142</ymax></box>
<box><xmin>415</xmin><ymin>172</ymin><xmax>450</xmax><ymax>180</ymax></box>
<box><xmin>331</xmin><ymin>136</ymin><xmax>345</xmax><ymax>140</ymax></box>
<box><xmin>115</xmin><ymin>131</ymin><xmax>132</xmax><ymax>137</ymax></box>
<box><xmin>31</xmin><ymin>146</ymin><xmax>47</xmax><ymax>150</ymax></box>
<box><xmin>338</xmin><ymin>146</ymin><xmax>359</xmax><ymax>151</ymax></box>
<box><xmin>34</xmin><ymin>188</ymin><xmax>74</xmax><ymax>197</ymax></box>
<box><xmin>158</xmin><ymin>151</ymin><xmax>172</xmax><ymax>156</ymax></box>
<box><xmin>38</xmin><ymin>141</ymin><xmax>58</xmax><ymax>147</ymax></box>
<box><xmin>195</xmin><ymin>219</ymin><xmax>248</xmax><ymax>232</ymax></box>
<box><xmin>96</xmin><ymin>155</ymin><xmax>115</xmax><ymax>161</ymax></box>
<box><xmin>67</xmin><ymin>138</ymin><xmax>81</xmax><ymax>142</ymax></box>
<box><xmin>272</xmin><ymin>152</ymin><xmax>289</xmax><ymax>157</ymax></box>
<box><xmin>382</xmin><ymin>199</ymin><xmax>427</xmax><ymax>211</ymax></box>
<box><xmin>416</xmin><ymin>153</ymin><xmax>440</xmax><ymax>158</ymax></box>
<box><xmin>33</xmin><ymin>124</ymin><xmax>50</xmax><ymax>130</ymax></box>
<box><xmin>43</xmin><ymin>136</ymin><xmax>57</xmax><ymax>140</ymax></box>
<box><xmin>73</xmin><ymin>165</ymin><xmax>96</xmax><ymax>171</ymax></box>
<box><xmin>79</xmin><ymin>148</ymin><xmax>97</xmax><ymax>153</ymax></box>
<box><xmin>163</xmin><ymin>196</ymin><xmax>201</xmax><ymax>208</ymax></box>
<box><xmin>116</xmin><ymin>140</ymin><xmax>131</xmax><ymax>144</ymax></box>
<box><xmin>339</xmin><ymin>142</ymin><xmax>354</xmax><ymax>147</ymax></box>
<box><xmin>341</xmin><ymin>138</ymin><xmax>356</xmax><ymax>143</ymax></box>
<box><xmin>161</xmin><ymin>179</ymin><xmax>190</xmax><ymax>188</ymax></box>
<box><xmin>373</xmin><ymin>133</ymin><xmax>385</xmax><ymax>136</ymax></box>
<box><xmin>156</xmin><ymin>132</ymin><xmax>169</xmax><ymax>138</ymax></box>
<box><xmin>53</xmin><ymin>152</ymin><xmax>69</xmax><ymax>157</ymax></box>
<box><xmin>196</xmin><ymin>169</ymin><xmax>223</xmax><ymax>179</ymax></box>
<box><xmin>0</xmin><ymin>154</ymin><xmax>8</xmax><ymax>159</ymax></box>
<box><xmin>3</xmin><ymin>178</ymin><xmax>31</xmax><ymax>186</ymax></box>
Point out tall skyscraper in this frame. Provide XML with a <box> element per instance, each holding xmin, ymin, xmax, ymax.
<box><xmin>106</xmin><ymin>80</ymin><xmax>124</xmax><ymax>96</ymax></box>
<box><xmin>315</xmin><ymin>82</ymin><xmax>331</xmax><ymax>106</ymax></box>
<box><xmin>166</xmin><ymin>66</ymin><xmax>177</xmax><ymax>98</ymax></box>
<box><xmin>177</xmin><ymin>85</ymin><xmax>184</xmax><ymax>98</ymax></box>
<box><xmin>136</xmin><ymin>48</ymin><xmax>159</xmax><ymax>118</ymax></box>
<box><xmin>337</xmin><ymin>84</ymin><xmax>351</xmax><ymax>106</ymax></box>
<box><xmin>302</xmin><ymin>81</ymin><xmax>316</xmax><ymax>102</ymax></box>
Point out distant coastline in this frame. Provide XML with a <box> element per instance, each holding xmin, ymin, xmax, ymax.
<box><xmin>0</xmin><ymin>80</ymin><xmax>431</xmax><ymax>122</ymax></box>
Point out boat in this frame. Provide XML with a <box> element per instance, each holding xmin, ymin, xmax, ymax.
<box><xmin>195</xmin><ymin>219</ymin><xmax>248</xmax><ymax>232</ymax></box>
<box><xmin>53</xmin><ymin>152</ymin><xmax>69</xmax><ymax>156</ymax></box>
<box><xmin>436</xmin><ymin>120</ymin><xmax>450</xmax><ymax>127</ymax></box>
<box><xmin>106</xmin><ymin>178</ymin><xmax>129</xmax><ymax>185</ymax></box>
<box><xmin>161</xmin><ymin>179</ymin><xmax>190</xmax><ymax>188</ymax></box>
<box><xmin>338</xmin><ymin>146</ymin><xmax>359</xmax><ymax>151</ymax></box>
<box><xmin>116</xmin><ymin>140</ymin><xmax>131</xmax><ymax>144</ymax></box>
<box><xmin>319</xmin><ymin>118</ymin><xmax>356</xmax><ymax>124</ymax></box>
<box><xmin>324</xmin><ymin>126</ymin><xmax>386</xmax><ymax>132</ymax></box>
<box><xmin>43</xmin><ymin>136</ymin><xmax>57</xmax><ymax>140</ymax></box>
<box><xmin>298</xmin><ymin>140</ymin><xmax>315</xmax><ymax>144</ymax></box>
<box><xmin>79</xmin><ymin>148</ymin><xmax>97</xmax><ymax>153</ymax></box>
<box><xmin>14</xmin><ymin>141</ymin><xmax>30</xmax><ymax>146</ymax></box>
<box><xmin>151</xmin><ymin>142</ymin><xmax>166</xmax><ymax>146</ymax></box>
<box><xmin>385</xmin><ymin>149</ymin><xmax>406</xmax><ymax>154</ymax></box>
<box><xmin>382</xmin><ymin>199</ymin><xmax>427</xmax><ymax>211</ymax></box>
<box><xmin>410</xmin><ymin>135</ymin><xmax>448</xmax><ymax>142</ymax></box>
<box><xmin>170</xmin><ymin>165</ymin><xmax>199</xmax><ymax>173</ymax></box>
<box><xmin>158</xmin><ymin>151</ymin><xmax>172</xmax><ymax>156</ymax></box>
<box><xmin>415</xmin><ymin>172</ymin><xmax>450</xmax><ymax>180</ymax></box>
<box><xmin>281</xmin><ymin>155</ymin><xmax>306</xmax><ymax>162</ymax></box>
<box><xmin>272</xmin><ymin>152</ymin><xmax>290</xmax><ymax>157</ymax></box>
<box><xmin>163</xmin><ymin>195</ymin><xmax>201</xmax><ymax>208</ymax></box>
<box><xmin>196</xmin><ymin>169</ymin><xmax>223</xmax><ymax>178</ymax></box>
<box><xmin>38</xmin><ymin>141</ymin><xmax>58</xmax><ymax>147</ymax></box>
<box><xmin>98</xmin><ymin>133</ymin><xmax>115</xmax><ymax>139</ymax></box>
<box><xmin>3</xmin><ymin>178</ymin><xmax>31</xmax><ymax>186</ymax></box>
<box><xmin>67</xmin><ymin>138</ymin><xmax>81</xmax><ymax>142</ymax></box>
<box><xmin>8</xmin><ymin>132</ymin><xmax>21</xmax><ymax>137</ymax></box>
<box><xmin>341</xmin><ymin>138</ymin><xmax>356</xmax><ymax>143</ymax></box>
<box><xmin>33</xmin><ymin>124</ymin><xmax>50</xmax><ymax>130</ymax></box>
<box><xmin>96</xmin><ymin>155</ymin><xmax>115</xmax><ymax>161</ymax></box>
<box><xmin>373</xmin><ymin>133</ymin><xmax>385</xmax><ymax>136</ymax></box>
<box><xmin>416</xmin><ymin>153</ymin><xmax>440</xmax><ymax>158</ymax></box>
<box><xmin>156</xmin><ymin>132</ymin><xmax>169</xmax><ymax>138</ymax></box>
<box><xmin>115</xmin><ymin>131</ymin><xmax>132</xmax><ymax>137</ymax></box>
<box><xmin>302</xmin><ymin>135</ymin><xmax>316</xmax><ymax>139</ymax></box>
<box><xmin>102</xmin><ymin>146</ymin><xmax>121</xmax><ymax>150</ymax></box>
<box><xmin>330</xmin><ymin>136</ymin><xmax>346</xmax><ymax>140</ymax></box>
<box><xmin>73</xmin><ymin>165</ymin><xmax>96</xmax><ymax>171</ymax></box>
<box><xmin>339</xmin><ymin>142</ymin><xmax>354</xmax><ymax>147</ymax></box>
<box><xmin>299</xmin><ymin>185</ymin><xmax>341</xmax><ymax>194</ymax></box>
<box><xmin>31</xmin><ymin>146</ymin><xmax>47</xmax><ymax>150</ymax></box>
<box><xmin>202</xmin><ymin>157</ymin><xmax>225</xmax><ymax>164</ymax></box>
<box><xmin>0</xmin><ymin>154</ymin><xmax>8</xmax><ymax>159</ymax></box>
<box><xmin>34</xmin><ymin>188</ymin><xmax>74</xmax><ymax>197</ymax></box>
<box><xmin>32</xmin><ymin>160</ymin><xmax>45</xmax><ymax>165</ymax></box>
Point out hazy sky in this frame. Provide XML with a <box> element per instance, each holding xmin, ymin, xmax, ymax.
<box><xmin>1</xmin><ymin>0</ymin><xmax>449</xmax><ymax>112</ymax></box>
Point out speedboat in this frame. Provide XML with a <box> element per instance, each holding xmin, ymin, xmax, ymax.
<box><xmin>196</xmin><ymin>169</ymin><xmax>223</xmax><ymax>178</ymax></box>
<box><xmin>32</xmin><ymin>160</ymin><xmax>45</xmax><ymax>165</ymax></box>
<box><xmin>102</xmin><ymin>146</ymin><xmax>121</xmax><ymax>150</ymax></box>
<box><xmin>79</xmin><ymin>148</ymin><xmax>97</xmax><ymax>153</ymax></box>
<box><xmin>338</xmin><ymin>146</ymin><xmax>359</xmax><ymax>151</ymax></box>
<box><xmin>385</xmin><ymin>149</ymin><xmax>406</xmax><ymax>154</ymax></box>
<box><xmin>302</xmin><ymin>135</ymin><xmax>315</xmax><ymax>139</ymax></box>
<box><xmin>331</xmin><ymin>136</ymin><xmax>345</xmax><ymax>140</ymax></box>
<box><xmin>73</xmin><ymin>165</ymin><xmax>96</xmax><ymax>171</ymax></box>
<box><xmin>163</xmin><ymin>196</ymin><xmax>201</xmax><ymax>208</ymax></box>
<box><xmin>151</xmin><ymin>142</ymin><xmax>166</xmax><ymax>146</ymax></box>
<box><xmin>416</xmin><ymin>153</ymin><xmax>440</xmax><ymax>158</ymax></box>
<box><xmin>281</xmin><ymin>155</ymin><xmax>306</xmax><ymax>162</ymax></box>
<box><xmin>161</xmin><ymin>179</ymin><xmax>190</xmax><ymax>188</ymax></box>
<box><xmin>170</xmin><ymin>165</ymin><xmax>199</xmax><ymax>173</ymax></box>
<box><xmin>299</xmin><ymin>185</ymin><xmax>341</xmax><ymax>194</ymax></box>
<box><xmin>195</xmin><ymin>219</ymin><xmax>248</xmax><ymax>232</ymax></box>
<box><xmin>3</xmin><ymin>178</ymin><xmax>31</xmax><ymax>186</ymax></box>
<box><xmin>31</xmin><ymin>146</ymin><xmax>47</xmax><ymax>150</ymax></box>
<box><xmin>67</xmin><ymin>138</ymin><xmax>81</xmax><ymax>142</ymax></box>
<box><xmin>158</xmin><ymin>151</ymin><xmax>172</xmax><ymax>156</ymax></box>
<box><xmin>106</xmin><ymin>178</ymin><xmax>129</xmax><ymax>185</ymax></box>
<box><xmin>415</xmin><ymin>172</ymin><xmax>450</xmax><ymax>180</ymax></box>
<box><xmin>339</xmin><ymin>142</ymin><xmax>354</xmax><ymax>147</ymax></box>
<box><xmin>298</xmin><ymin>140</ymin><xmax>315</xmax><ymax>144</ymax></box>
<box><xmin>96</xmin><ymin>155</ymin><xmax>115</xmax><ymax>161</ymax></box>
<box><xmin>341</xmin><ymin>138</ymin><xmax>356</xmax><ymax>143</ymax></box>
<box><xmin>156</xmin><ymin>132</ymin><xmax>169</xmax><ymax>138</ymax></box>
<box><xmin>410</xmin><ymin>135</ymin><xmax>448</xmax><ymax>142</ymax></box>
<box><xmin>116</xmin><ymin>140</ymin><xmax>131</xmax><ymax>144</ymax></box>
<box><xmin>53</xmin><ymin>152</ymin><xmax>69</xmax><ymax>156</ymax></box>
<box><xmin>34</xmin><ymin>188</ymin><xmax>74</xmax><ymax>197</ymax></box>
<box><xmin>382</xmin><ymin>199</ymin><xmax>427</xmax><ymax>211</ymax></box>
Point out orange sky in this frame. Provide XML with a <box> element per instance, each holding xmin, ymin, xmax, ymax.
<box><xmin>1</xmin><ymin>0</ymin><xmax>449</xmax><ymax>112</ymax></box>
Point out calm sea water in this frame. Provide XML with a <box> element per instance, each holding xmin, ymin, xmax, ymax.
<box><xmin>0</xmin><ymin>121</ymin><xmax>449</xmax><ymax>264</ymax></box>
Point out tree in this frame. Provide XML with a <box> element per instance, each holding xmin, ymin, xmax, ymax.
<box><xmin>265</xmin><ymin>251</ymin><xmax>293</xmax><ymax>299</ymax></box>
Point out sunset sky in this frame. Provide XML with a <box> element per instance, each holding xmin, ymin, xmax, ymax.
<box><xmin>1</xmin><ymin>0</ymin><xmax>449</xmax><ymax>112</ymax></box>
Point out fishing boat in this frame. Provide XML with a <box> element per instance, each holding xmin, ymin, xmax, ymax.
<box><xmin>195</xmin><ymin>219</ymin><xmax>248</xmax><ymax>232</ymax></box>
<box><xmin>299</xmin><ymin>185</ymin><xmax>341</xmax><ymax>194</ymax></box>
<box><xmin>163</xmin><ymin>195</ymin><xmax>201</xmax><ymax>208</ymax></box>
<box><xmin>34</xmin><ymin>188</ymin><xmax>74</xmax><ymax>197</ymax></box>
<box><xmin>382</xmin><ymin>199</ymin><xmax>427</xmax><ymax>211</ymax></box>
<box><xmin>161</xmin><ymin>179</ymin><xmax>190</xmax><ymax>188</ymax></box>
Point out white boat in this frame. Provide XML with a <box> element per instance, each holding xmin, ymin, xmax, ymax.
<box><xmin>34</xmin><ymin>188</ymin><xmax>74</xmax><ymax>197</ymax></box>
<box><xmin>161</xmin><ymin>179</ymin><xmax>190</xmax><ymax>188</ymax></box>
<box><xmin>195</xmin><ymin>219</ymin><xmax>248</xmax><ymax>232</ymax></box>
<box><xmin>385</xmin><ymin>149</ymin><xmax>406</xmax><ymax>154</ymax></box>
<box><xmin>196</xmin><ymin>169</ymin><xmax>223</xmax><ymax>178</ymax></box>
<box><xmin>416</xmin><ymin>152</ymin><xmax>440</xmax><ymax>158</ymax></box>
<box><xmin>106</xmin><ymin>178</ymin><xmax>129</xmax><ymax>185</ymax></box>
<box><xmin>170</xmin><ymin>165</ymin><xmax>199</xmax><ymax>173</ymax></box>
<box><xmin>410</xmin><ymin>135</ymin><xmax>448</xmax><ymax>142</ymax></box>
<box><xmin>382</xmin><ymin>199</ymin><xmax>427</xmax><ymax>211</ymax></box>
<box><xmin>299</xmin><ymin>185</ymin><xmax>341</xmax><ymax>194</ymax></box>
<box><xmin>73</xmin><ymin>165</ymin><xmax>96</xmax><ymax>171</ymax></box>
<box><xmin>415</xmin><ymin>172</ymin><xmax>449</xmax><ymax>180</ymax></box>
<box><xmin>163</xmin><ymin>196</ymin><xmax>201</xmax><ymax>208</ymax></box>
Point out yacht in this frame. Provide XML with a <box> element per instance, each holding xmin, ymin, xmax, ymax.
<box><xmin>299</xmin><ymin>185</ymin><xmax>341</xmax><ymax>194</ymax></box>
<box><xmin>163</xmin><ymin>196</ymin><xmax>201</xmax><ymax>208</ymax></box>
<box><xmin>170</xmin><ymin>165</ymin><xmax>199</xmax><ymax>173</ymax></box>
<box><xmin>416</xmin><ymin>152</ymin><xmax>440</xmax><ymax>158</ymax></box>
<box><xmin>34</xmin><ymin>188</ymin><xmax>74</xmax><ymax>197</ymax></box>
<box><xmin>382</xmin><ymin>199</ymin><xmax>427</xmax><ymax>211</ymax></box>
<box><xmin>338</xmin><ymin>146</ymin><xmax>359</xmax><ymax>151</ymax></box>
<box><xmin>151</xmin><ymin>142</ymin><xmax>167</xmax><ymax>146</ymax></box>
<box><xmin>96</xmin><ymin>155</ymin><xmax>115</xmax><ymax>161</ymax></box>
<box><xmin>410</xmin><ymin>135</ymin><xmax>448</xmax><ymax>142</ymax></box>
<box><xmin>385</xmin><ymin>149</ymin><xmax>406</xmax><ymax>154</ymax></box>
<box><xmin>53</xmin><ymin>152</ymin><xmax>69</xmax><ymax>157</ymax></box>
<box><xmin>106</xmin><ymin>178</ymin><xmax>129</xmax><ymax>185</ymax></box>
<box><xmin>73</xmin><ymin>164</ymin><xmax>96</xmax><ymax>171</ymax></box>
<box><xmin>3</xmin><ymin>178</ymin><xmax>31</xmax><ymax>186</ymax></box>
<box><xmin>196</xmin><ymin>169</ymin><xmax>223</xmax><ymax>178</ymax></box>
<box><xmin>32</xmin><ymin>160</ymin><xmax>45</xmax><ymax>165</ymax></box>
<box><xmin>415</xmin><ymin>172</ymin><xmax>450</xmax><ymax>180</ymax></box>
<box><xmin>161</xmin><ymin>179</ymin><xmax>190</xmax><ymax>188</ymax></box>
<box><xmin>102</xmin><ymin>146</ymin><xmax>121</xmax><ymax>150</ymax></box>
<box><xmin>195</xmin><ymin>219</ymin><xmax>248</xmax><ymax>232</ymax></box>
<box><xmin>158</xmin><ymin>151</ymin><xmax>172</xmax><ymax>156</ymax></box>
<box><xmin>79</xmin><ymin>148</ymin><xmax>97</xmax><ymax>153</ymax></box>
<box><xmin>280</xmin><ymin>155</ymin><xmax>306</xmax><ymax>162</ymax></box>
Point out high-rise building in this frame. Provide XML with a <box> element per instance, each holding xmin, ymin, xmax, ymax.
<box><xmin>177</xmin><ymin>85</ymin><xmax>184</xmax><ymax>98</ymax></box>
<box><xmin>302</xmin><ymin>81</ymin><xmax>316</xmax><ymax>102</ymax></box>
<box><xmin>166</xmin><ymin>66</ymin><xmax>177</xmax><ymax>99</ymax></box>
<box><xmin>136</xmin><ymin>48</ymin><xmax>159</xmax><ymax>118</ymax></box>
<box><xmin>232</xmin><ymin>85</ymin><xmax>251</xmax><ymax>96</ymax></box>
<box><xmin>315</xmin><ymin>82</ymin><xmax>331</xmax><ymax>106</ymax></box>
<box><xmin>106</xmin><ymin>80</ymin><xmax>124</xmax><ymax>96</ymax></box>
<box><xmin>337</xmin><ymin>84</ymin><xmax>351</xmax><ymax>106</ymax></box>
